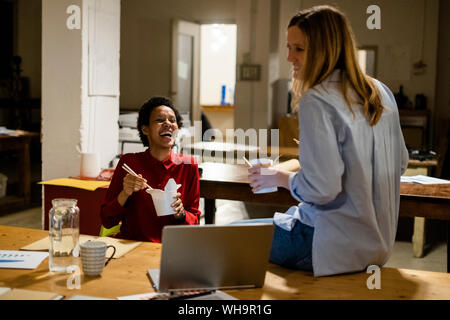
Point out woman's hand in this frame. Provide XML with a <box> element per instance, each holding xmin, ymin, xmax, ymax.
<box><xmin>118</xmin><ymin>173</ymin><xmax>147</xmax><ymax>206</ymax></box>
<box><xmin>171</xmin><ymin>193</ymin><xmax>185</xmax><ymax>220</ymax></box>
<box><xmin>248</xmin><ymin>165</ymin><xmax>292</xmax><ymax>193</ymax></box>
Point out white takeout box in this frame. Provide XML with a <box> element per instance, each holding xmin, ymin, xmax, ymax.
<box><xmin>146</xmin><ymin>178</ymin><xmax>181</xmax><ymax>216</ymax></box>
<box><xmin>249</xmin><ymin>158</ymin><xmax>278</xmax><ymax>194</ymax></box>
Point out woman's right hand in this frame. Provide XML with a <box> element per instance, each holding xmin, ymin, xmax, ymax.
<box><xmin>122</xmin><ymin>173</ymin><xmax>147</xmax><ymax>196</ymax></box>
<box><xmin>118</xmin><ymin>173</ymin><xmax>147</xmax><ymax>206</ymax></box>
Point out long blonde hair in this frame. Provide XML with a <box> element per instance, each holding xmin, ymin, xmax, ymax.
<box><xmin>289</xmin><ymin>5</ymin><xmax>384</xmax><ymax>126</ymax></box>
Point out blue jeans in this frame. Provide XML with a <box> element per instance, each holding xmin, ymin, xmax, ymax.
<box><xmin>230</xmin><ymin>218</ymin><xmax>314</xmax><ymax>271</ymax></box>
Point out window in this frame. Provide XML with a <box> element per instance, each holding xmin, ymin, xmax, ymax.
<box><xmin>200</xmin><ymin>24</ymin><xmax>237</xmax><ymax>106</ymax></box>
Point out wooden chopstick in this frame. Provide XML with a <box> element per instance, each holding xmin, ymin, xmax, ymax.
<box><xmin>122</xmin><ymin>163</ymin><xmax>137</xmax><ymax>175</ymax></box>
<box><xmin>122</xmin><ymin>163</ymin><xmax>153</xmax><ymax>190</ymax></box>
<box><xmin>242</xmin><ymin>156</ymin><xmax>253</xmax><ymax>167</ymax></box>
<box><xmin>293</xmin><ymin>138</ymin><xmax>299</xmax><ymax>145</ymax></box>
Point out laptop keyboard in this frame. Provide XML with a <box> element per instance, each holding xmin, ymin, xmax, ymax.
<box><xmin>148</xmin><ymin>269</ymin><xmax>160</xmax><ymax>289</ymax></box>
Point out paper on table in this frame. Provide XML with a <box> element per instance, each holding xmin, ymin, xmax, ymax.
<box><xmin>0</xmin><ymin>288</ymin><xmax>64</xmax><ymax>300</ymax></box>
<box><xmin>401</xmin><ymin>175</ymin><xmax>450</xmax><ymax>185</ymax></box>
<box><xmin>21</xmin><ymin>235</ymin><xmax>141</xmax><ymax>259</ymax></box>
<box><xmin>38</xmin><ymin>178</ymin><xmax>110</xmax><ymax>191</ymax></box>
<box><xmin>0</xmin><ymin>250</ymin><xmax>48</xmax><ymax>269</ymax></box>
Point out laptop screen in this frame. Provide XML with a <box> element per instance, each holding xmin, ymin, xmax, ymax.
<box><xmin>152</xmin><ymin>224</ymin><xmax>274</xmax><ymax>292</ymax></box>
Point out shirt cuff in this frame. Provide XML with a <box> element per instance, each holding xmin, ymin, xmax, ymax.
<box><xmin>288</xmin><ymin>171</ymin><xmax>303</xmax><ymax>202</ymax></box>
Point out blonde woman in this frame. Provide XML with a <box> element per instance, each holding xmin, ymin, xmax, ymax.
<box><xmin>247</xmin><ymin>5</ymin><xmax>408</xmax><ymax>276</ymax></box>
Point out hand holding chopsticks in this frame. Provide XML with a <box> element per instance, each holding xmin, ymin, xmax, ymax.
<box><xmin>122</xmin><ymin>163</ymin><xmax>153</xmax><ymax>191</ymax></box>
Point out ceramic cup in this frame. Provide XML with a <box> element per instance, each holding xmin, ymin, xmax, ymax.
<box><xmin>80</xmin><ymin>241</ymin><xmax>116</xmax><ymax>277</ymax></box>
<box><xmin>249</xmin><ymin>158</ymin><xmax>278</xmax><ymax>194</ymax></box>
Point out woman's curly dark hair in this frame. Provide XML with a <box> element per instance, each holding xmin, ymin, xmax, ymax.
<box><xmin>137</xmin><ymin>96</ymin><xmax>183</xmax><ymax>147</ymax></box>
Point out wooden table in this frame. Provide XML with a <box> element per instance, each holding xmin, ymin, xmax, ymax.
<box><xmin>181</xmin><ymin>141</ymin><xmax>301</xmax><ymax>162</ymax></box>
<box><xmin>200</xmin><ymin>162</ymin><xmax>296</xmax><ymax>224</ymax></box>
<box><xmin>1</xmin><ymin>225</ymin><xmax>449</xmax><ymax>300</ymax></box>
<box><xmin>199</xmin><ymin>162</ymin><xmax>450</xmax><ymax>272</ymax></box>
<box><xmin>181</xmin><ymin>141</ymin><xmax>260</xmax><ymax>162</ymax></box>
<box><xmin>0</xmin><ymin>130</ymin><xmax>39</xmax><ymax>211</ymax></box>
<box><xmin>200</xmin><ymin>162</ymin><xmax>450</xmax><ymax>220</ymax></box>
<box><xmin>42</xmin><ymin>163</ymin><xmax>450</xmax><ymax>270</ymax></box>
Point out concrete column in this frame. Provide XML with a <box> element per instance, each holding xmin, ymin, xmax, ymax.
<box><xmin>42</xmin><ymin>0</ymin><xmax>120</xmax><ymax>181</ymax></box>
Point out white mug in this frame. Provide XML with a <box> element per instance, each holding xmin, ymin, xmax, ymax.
<box><xmin>80</xmin><ymin>241</ymin><xmax>116</xmax><ymax>277</ymax></box>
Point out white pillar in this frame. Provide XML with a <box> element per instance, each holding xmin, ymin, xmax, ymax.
<box><xmin>42</xmin><ymin>0</ymin><xmax>120</xmax><ymax>181</ymax></box>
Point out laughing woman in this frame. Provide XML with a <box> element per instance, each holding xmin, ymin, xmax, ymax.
<box><xmin>247</xmin><ymin>5</ymin><xmax>409</xmax><ymax>276</ymax></box>
<box><xmin>101</xmin><ymin>97</ymin><xmax>201</xmax><ymax>242</ymax></box>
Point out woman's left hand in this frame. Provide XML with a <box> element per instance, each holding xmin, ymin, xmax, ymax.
<box><xmin>171</xmin><ymin>193</ymin><xmax>185</xmax><ymax>219</ymax></box>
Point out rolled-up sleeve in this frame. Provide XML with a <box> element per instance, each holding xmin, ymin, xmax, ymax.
<box><xmin>289</xmin><ymin>94</ymin><xmax>344</xmax><ymax>205</ymax></box>
<box><xmin>100</xmin><ymin>157</ymin><xmax>128</xmax><ymax>228</ymax></box>
<box><xmin>181</xmin><ymin>164</ymin><xmax>201</xmax><ymax>225</ymax></box>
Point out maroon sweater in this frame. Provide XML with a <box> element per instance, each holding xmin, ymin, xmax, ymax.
<box><xmin>100</xmin><ymin>149</ymin><xmax>201</xmax><ymax>242</ymax></box>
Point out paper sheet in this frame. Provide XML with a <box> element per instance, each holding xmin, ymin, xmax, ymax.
<box><xmin>0</xmin><ymin>250</ymin><xmax>49</xmax><ymax>269</ymax></box>
<box><xmin>38</xmin><ymin>178</ymin><xmax>110</xmax><ymax>191</ymax></box>
<box><xmin>21</xmin><ymin>235</ymin><xmax>141</xmax><ymax>259</ymax></box>
<box><xmin>0</xmin><ymin>288</ymin><xmax>64</xmax><ymax>300</ymax></box>
<box><xmin>401</xmin><ymin>175</ymin><xmax>450</xmax><ymax>185</ymax></box>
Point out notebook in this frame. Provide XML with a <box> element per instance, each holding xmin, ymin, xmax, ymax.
<box><xmin>148</xmin><ymin>224</ymin><xmax>274</xmax><ymax>293</ymax></box>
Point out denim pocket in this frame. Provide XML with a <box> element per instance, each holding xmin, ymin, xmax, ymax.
<box><xmin>269</xmin><ymin>220</ymin><xmax>314</xmax><ymax>271</ymax></box>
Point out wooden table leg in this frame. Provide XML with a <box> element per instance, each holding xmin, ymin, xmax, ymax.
<box><xmin>412</xmin><ymin>217</ymin><xmax>426</xmax><ymax>258</ymax></box>
<box><xmin>204</xmin><ymin>198</ymin><xmax>216</xmax><ymax>225</ymax></box>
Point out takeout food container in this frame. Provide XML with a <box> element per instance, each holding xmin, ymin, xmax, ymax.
<box><xmin>249</xmin><ymin>158</ymin><xmax>278</xmax><ymax>194</ymax></box>
<box><xmin>146</xmin><ymin>178</ymin><xmax>181</xmax><ymax>216</ymax></box>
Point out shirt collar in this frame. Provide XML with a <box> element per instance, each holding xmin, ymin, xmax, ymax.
<box><xmin>145</xmin><ymin>149</ymin><xmax>178</xmax><ymax>170</ymax></box>
<box><xmin>327</xmin><ymin>69</ymin><xmax>343</xmax><ymax>82</ymax></box>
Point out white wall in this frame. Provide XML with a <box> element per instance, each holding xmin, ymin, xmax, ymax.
<box><xmin>274</xmin><ymin>0</ymin><xmax>439</xmax><ymax>115</ymax></box>
<box><xmin>42</xmin><ymin>0</ymin><xmax>83</xmax><ymax>180</ymax></box>
<box><xmin>81</xmin><ymin>0</ymin><xmax>120</xmax><ymax>166</ymax></box>
<box><xmin>307</xmin><ymin>0</ymin><xmax>438</xmax><ymax>115</ymax></box>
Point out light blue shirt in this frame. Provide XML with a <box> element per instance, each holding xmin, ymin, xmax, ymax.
<box><xmin>274</xmin><ymin>70</ymin><xmax>409</xmax><ymax>277</ymax></box>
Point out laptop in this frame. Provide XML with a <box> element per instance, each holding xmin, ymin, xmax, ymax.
<box><xmin>148</xmin><ymin>224</ymin><xmax>274</xmax><ymax>293</ymax></box>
